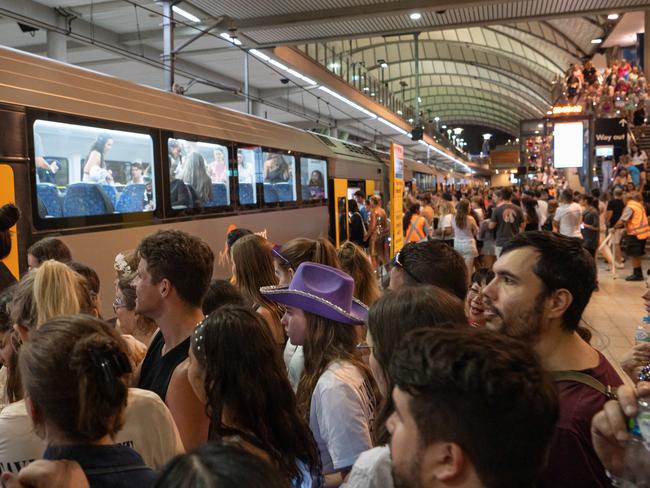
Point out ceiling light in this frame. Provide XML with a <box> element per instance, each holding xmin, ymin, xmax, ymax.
<box><xmin>441</xmin><ymin>125</ymin><xmax>447</xmax><ymax>129</ymax></box>
<box><xmin>220</xmin><ymin>32</ymin><xmax>242</xmax><ymax>45</ymax></box>
<box><xmin>453</xmin><ymin>127</ymin><xmax>463</xmax><ymax>135</ymax></box>
<box><xmin>546</xmin><ymin>110</ymin><xmax>553</xmax><ymax>115</ymax></box>
<box><xmin>417</xmin><ymin>97</ymin><xmax>422</xmax><ymax>103</ymax></box>
<box><xmin>408</xmin><ymin>118</ymin><xmax>414</xmax><ymax>123</ymax></box>
<box><xmin>591</xmin><ymin>38</ymin><xmax>603</xmax><ymax>44</ymax></box>
<box><xmin>370</xmin><ymin>92</ymin><xmax>376</xmax><ymax>96</ymax></box>
<box><xmin>377</xmin><ymin>117</ymin><xmax>409</xmax><ymax>135</ymax></box>
<box><xmin>378</xmin><ymin>59</ymin><xmax>388</xmax><ymax>68</ymax></box>
<box><xmin>397</xmin><ymin>110</ymin><xmax>403</xmax><ymax>115</ymax></box>
<box><xmin>172</xmin><ymin>5</ymin><xmax>200</xmax><ymax>23</ymax></box>
<box><xmin>409</xmin><ymin>12</ymin><xmax>422</xmax><ymax>20</ymax></box>
<box><xmin>318</xmin><ymin>86</ymin><xmax>377</xmax><ymax>119</ymax></box>
<box><xmin>328</xmin><ymin>62</ymin><xmax>340</xmax><ymax>70</ymax></box>
<box><xmin>434</xmin><ymin>116</ymin><xmax>440</xmax><ymax>122</ymax></box>
<box><xmin>607</xmin><ymin>13</ymin><xmax>619</xmax><ymax>20</ymax></box>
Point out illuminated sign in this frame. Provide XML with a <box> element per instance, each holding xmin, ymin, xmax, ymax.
<box><xmin>390</xmin><ymin>143</ymin><xmax>404</xmax><ymax>257</ymax></box>
<box><xmin>552</xmin><ymin>105</ymin><xmax>584</xmax><ymax>115</ymax></box>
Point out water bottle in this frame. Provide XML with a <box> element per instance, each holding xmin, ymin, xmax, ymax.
<box><xmin>636</xmin><ymin>316</ymin><xmax>650</xmax><ymax>344</ymax></box>
<box><xmin>622</xmin><ymin>397</ymin><xmax>650</xmax><ymax>487</ymax></box>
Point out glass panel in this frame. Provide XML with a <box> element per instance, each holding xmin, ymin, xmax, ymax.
<box><xmin>33</xmin><ymin>119</ymin><xmax>155</xmax><ymax>218</ymax></box>
<box><xmin>300</xmin><ymin>157</ymin><xmax>328</xmax><ymax>201</ymax></box>
<box><xmin>167</xmin><ymin>138</ymin><xmax>230</xmax><ymax>209</ymax></box>
<box><xmin>262</xmin><ymin>151</ymin><xmax>296</xmax><ymax>203</ymax></box>
<box><xmin>237</xmin><ymin>147</ymin><xmax>259</xmax><ymax>205</ymax></box>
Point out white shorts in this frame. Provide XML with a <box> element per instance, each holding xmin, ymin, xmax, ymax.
<box><xmin>454</xmin><ymin>238</ymin><xmax>478</xmax><ymax>259</ymax></box>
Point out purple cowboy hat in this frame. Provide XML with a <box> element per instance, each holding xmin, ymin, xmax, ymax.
<box><xmin>260</xmin><ymin>262</ymin><xmax>368</xmax><ymax>325</ymax></box>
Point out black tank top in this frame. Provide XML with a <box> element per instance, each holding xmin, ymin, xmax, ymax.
<box><xmin>138</xmin><ymin>331</ymin><xmax>190</xmax><ymax>401</ymax></box>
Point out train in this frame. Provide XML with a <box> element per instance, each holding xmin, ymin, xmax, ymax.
<box><xmin>0</xmin><ymin>46</ymin><xmax>476</xmax><ymax>317</ymax></box>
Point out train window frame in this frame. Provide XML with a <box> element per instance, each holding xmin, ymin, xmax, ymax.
<box><xmin>162</xmin><ymin>131</ymin><xmax>236</xmax><ymax>217</ymax></box>
<box><xmin>27</xmin><ymin>111</ymin><xmax>163</xmax><ymax>231</ymax></box>
<box><xmin>297</xmin><ymin>154</ymin><xmax>329</xmax><ymax>204</ymax></box>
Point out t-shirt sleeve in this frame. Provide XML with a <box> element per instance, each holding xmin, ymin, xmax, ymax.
<box><xmin>553</xmin><ymin>207</ymin><xmax>564</xmax><ymax>222</ymax></box>
<box><xmin>315</xmin><ymin>381</ymin><xmax>373</xmax><ymax>472</ymax></box>
<box><xmin>620</xmin><ymin>206</ymin><xmax>633</xmax><ymax>222</ymax></box>
<box><xmin>585</xmin><ymin>211</ymin><xmax>598</xmax><ymax>227</ymax></box>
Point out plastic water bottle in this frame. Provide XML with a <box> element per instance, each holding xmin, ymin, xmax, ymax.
<box><xmin>636</xmin><ymin>316</ymin><xmax>650</xmax><ymax>344</ymax></box>
<box><xmin>622</xmin><ymin>397</ymin><xmax>650</xmax><ymax>487</ymax></box>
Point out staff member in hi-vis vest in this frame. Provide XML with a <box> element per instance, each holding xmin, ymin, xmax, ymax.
<box><xmin>616</xmin><ymin>191</ymin><xmax>650</xmax><ymax>281</ymax></box>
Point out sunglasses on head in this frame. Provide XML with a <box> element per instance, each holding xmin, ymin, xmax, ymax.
<box><xmin>393</xmin><ymin>249</ymin><xmax>421</xmax><ymax>284</ymax></box>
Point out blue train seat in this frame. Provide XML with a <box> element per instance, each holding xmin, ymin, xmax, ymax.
<box><xmin>209</xmin><ymin>183</ymin><xmax>229</xmax><ymax>206</ymax></box>
<box><xmin>36</xmin><ymin>183</ymin><xmax>63</xmax><ymax>217</ymax></box>
<box><xmin>264</xmin><ymin>183</ymin><xmax>278</xmax><ymax>203</ymax></box>
<box><xmin>239</xmin><ymin>183</ymin><xmax>255</xmax><ymax>205</ymax></box>
<box><xmin>116</xmin><ymin>184</ymin><xmax>145</xmax><ymax>213</ymax></box>
<box><xmin>63</xmin><ymin>183</ymin><xmax>114</xmax><ymax>217</ymax></box>
<box><xmin>275</xmin><ymin>183</ymin><xmax>294</xmax><ymax>202</ymax></box>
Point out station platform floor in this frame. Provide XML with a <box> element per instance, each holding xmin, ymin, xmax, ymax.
<box><xmin>584</xmin><ymin>258</ymin><xmax>649</xmax><ymax>385</ymax></box>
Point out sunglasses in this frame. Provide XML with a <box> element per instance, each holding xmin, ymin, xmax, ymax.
<box><xmin>272</xmin><ymin>245</ymin><xmax>291</xmax><ymax>266</ymax></box>
<box><xmin>393</xmin><ymin>250</ymin><xmax>421</xmax><ymax>284</ymax></box>
<box><xmin>112</xmin><ymin>296</ymin><xmax>127</xmax><ymax>314</ymax></box>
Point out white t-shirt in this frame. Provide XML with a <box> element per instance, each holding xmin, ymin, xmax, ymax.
<box><xmin>554</xmin><ymin>202</ymin><xmax>583</xmax><ymax>238</ymax></box>
<box><xmin>0</xmin><ymin>367</ymin><xmax>7</xmax><ymax>411</ymax></box>
<box><xmin>0</xmin><ymin>388</ymin><xmax>183</xmax><ymax>474</ymax></box>
<box><xmin>438</xmin><ymin>214</ymin><xmax>453</xmax><ymax>238</ymax></box>
<box><xmin>345</xmin><ymin>445</ymin><xmax>394</xmax><ymax>488</ymax></box>
<box><xmin>283</xmin><ymin>342</ymin><xmax>304</xmax><ymax>392</ymax></box>
<box><xmin>309</xmin><ymin>361</ymin><xmax>375</xmax><ymax>475</ymax></box>
<box><xmin>536</xmin><ymin>199</ymin><xmax>549</xmax><ymax>229</ymax></box>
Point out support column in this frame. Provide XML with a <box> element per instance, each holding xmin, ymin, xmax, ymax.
<box><xmin>162</xmin><ymin>0</ymin><xmax>175</xmax><ymax>92</ymax></box>
<box><xmin>645</xmin><ymin>10</ymin><xmax>650</xmax><ymax>78</ymax></box>
<box><xmin>414</xmin><ymin>32</ymin><xmax>420</xmax><ymax>126</ymax></box>
<box><xmin>46</xmin><ymin>15</ymin><xmax>67</xmax><ymax>62</ymax></box>
<box><xmin>244</xmin><ymin>50</ymin><xmax>251</xmax><ymax>114</ymax></box>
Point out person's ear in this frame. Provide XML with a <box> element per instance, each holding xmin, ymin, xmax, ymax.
<box><xmin>421</xmin><ymin>442</ymin><xmax>466</xmax><ymax>483</ymax></box>
<box><xmin>159</xmin><ymin>278</ymin><xmax>172</xmax><ymax>298</ymax></box>
<box><xmin>14</xmin><ymin>323</ymin><xmax>29</xmax><ymax>343</ymax></box>
<box><xmin>545</xmin><ymin>289</ymin><xmax>573</xmax><ymax>322</ymax></box>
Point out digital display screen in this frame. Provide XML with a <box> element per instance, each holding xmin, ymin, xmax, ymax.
<box><xmin>596</xmin><ymin>145</ymin><xmax>614</xmax><ymax>158</ymax></box>
<box><xmin>553</xmin><ymin>122</ymin><xmax>584</xmax><ymax>169</ymax></box>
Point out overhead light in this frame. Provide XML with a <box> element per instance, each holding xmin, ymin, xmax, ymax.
<box><xmin>537</xmin><ymin>123</ymin><xmax>543</xmax><ymax>128</ymax></box>
<box><xmin>417</xmin><ymin>97</ymin><xmax>422</xmax><ymax>103</ymax></box>
<box><xmin>410</xmin><ymin>12</ymin><xmax>422</xmax><ymax>20</ymax></box>
<box><xmin>397</xmin><ymin>110</ymin><xmax>403</xmax><ymax>115</ymax></box>
<box><xmin>591</xmin><ymin>38</ymin><xmax>603</xmax><ymax>44</ymax></box>
<box><xmin>318</xmin><ymin>86</ymin><xmax>377</xmax><ymax>119</ymax></box>
<box><xmin>607</xmin><ymin>13</ymin><xmax>619</xmax><ymax>20</ymax></box>
<box><xmin>328</xmin><ymin>62</ymin><xmax>340</xmax><ymax>70</ymax></box>
<box><xmin>370</xmin><ymin>92</ymin><xmax>376</xmax><ymax>96</ymax></box>
<box><xmin>441</xmin><ymin>124</ymin><xmax>447</xmax><ymax>129</ymax></box>
<box><xmin>220</xmin><ymin>32</ymin><xmax>242</xmax><ymax>45</ymax></box>
<box><xmin>248</xmin><ymin>49</ymin><xmax>317</xmax><ymax>86</ymax></box>
<box><xmin>408</xmin><ymin>118</ymin><xmax>414</xmax><ymax>123</ymax></box>
<box><xmin>363</xmin><ymin>87</ymin><xmax>370</xmax><ymax>91</ymax></box>
<box><xmin>434</xmin><ymin>116</ymin><xmax>440</xmax><ymax>122</ymax></box>
<box><xmin>453</xmin><ymin>127</ymin><xmax>463</xmax><ymax>135</ymax></box>
<box><xmin>546</xmin><ymin>110</ymin><xmax>553</xmax><ymax>115</ymax></box>
<box><xmin>377</xmin><ymin>118</ymin><xmax>408</xmax><ymax>135</ymax></box>
<box><xmin>378</xmin><ymin>59</ymin><xmax>388</xmax><ymax>68</ymax></box>
<box><xmin>482</xmin><ymin>133</ymin><xmax>492</xmax><ymax>140</ymax></box>
<box><xmin>172</xmin><ymin>5</ymin><xmax>200</xmax><ymax>23</ymax></box>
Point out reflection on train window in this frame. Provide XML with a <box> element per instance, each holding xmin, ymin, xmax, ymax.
<box><xmin>237</xmin><ymin>147</ymin><xmax>259</xmax><ymax>205</ymax></box>
<box><xmin>300</xmin><ymin>158</ymin><xmax>328</xmax><ymax>200</ymax></box>
<box><xmin>262</xmin><ymin>152</ymin><xmax>296</xmax><ymax>203</ymax></box>
<box><xmin>33</xmin><ymin>120</ymin><xmax>155</xmax><ymax>218</ymax></box>
<box><xmin>167</xmin><ymin>138</ymin><xmax>230</xmax><ymax>209</ymax></box>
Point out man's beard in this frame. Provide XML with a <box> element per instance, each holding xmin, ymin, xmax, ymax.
<box><xmin>392</xmin><ymin>448</ymin><xmax>423</xmax><ymax>488</ymax></box>
<box><xmin>483</xmin><ymin>293</ymin><xmax>546</xmax><ymax>343</ymax></box>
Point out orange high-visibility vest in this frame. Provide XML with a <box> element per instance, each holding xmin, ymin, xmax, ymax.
<box><xmin>405</xmin><ymin>215</ymin><xmax>427</xmax><ymax>243</ymax></box>
<box><xmin>625</xmin><ymin>200</ymin><xmax>650</xmax><ymax>240</ymax></box>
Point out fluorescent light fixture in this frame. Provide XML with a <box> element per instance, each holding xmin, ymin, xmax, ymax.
<box><xmin>370</xmin><ymin>92</ymin><xmax>376</xmax><ymax>96</ymax></box>
<box><xmin>363</xmin><ymin>87</ymin><xmax>370</xmax><ymax>91</ymax></box>
<box><xmin>607</xmin><ymin>13</ymin><xmax>619</xmax><ymax>20</ymax></box>
<box><xmin>318</xmin><ymin>86</ymin><xmax>377</xmax><ymax>119</ymax></box>
<box><xmin>417</xmin><ymin>97</ymin><xmax>422</xmax><ymax>103</ymax></box>
<box><xmin>377</xmin><ymin>117</ymin><xmax>409</xmax><ymax>135</ymax></box>
<box><xmin>441</xmin><ymin>125</ymin><xmax>447</xmax><ymax>129</ymax></box>
<box><xmin>410</xmin><ymin>12</ymin><xmax>422</xmax><ymax>20</ymax></box>
<box><xmin>172</xmin><ymin>5</ymin><xmax>200</xmax><ymax>23</ymax></box>
<box><xmin>591</xmin><ymin>38</ymin><xmax>603</xmax><ymax>44</ymax></box>
<box><xmin>220</xmin><ymin>32</ymin><xmax>242</xmax><ymax>45</ymax></box>
<box><xmin>248</xmin><ymin>49</ymin><xmax>317</xmax><ymax>86</ymax></box>
<box><xmin>328</xmin><ymin>62</ymin><xmax>340</xmax><ymax>70</ymax></box>
<box><xmin>546</xmin><ymin>110</ymin><xmax>553</xmax><ymax>115</ymax></box>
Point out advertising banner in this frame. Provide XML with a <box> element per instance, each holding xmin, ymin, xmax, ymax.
<box><xmin>390</xmin><ymin>143</ymin><xmax>404</xmax><ymax>257</ymax></box>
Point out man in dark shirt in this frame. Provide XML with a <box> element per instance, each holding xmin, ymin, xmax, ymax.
<box><xmin>489</xmin><ymin>187</ymin><xmax>524</xmax><ymax>256</ymax></box>
<box><xmin>580</xmin><ymin>195</ymin><xmax>600</xmax><ymax>256</ymax></box>
<box><xmin>606</xmin><ymin>188</ymin><xmax>626</xmax><ymax>266</ymax></box>
<box><xmin>482</xmin><ymin>232</ymin><xmax>622</xmax><ymax>488</ymax></box>
<box><xmin>132</xmin><ymin>229</ymin><xmax>213</xmax><ymax>450</ymax></box>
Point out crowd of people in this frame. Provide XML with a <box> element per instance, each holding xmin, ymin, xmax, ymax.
<box><xmin>560</xmin><ymin>58</ymin><xmax>649</xmax><ymax>123</ymax></box>
<box><xmin>0</xmin><ymin>172</ymin><xmax>649</xmax><ymax>487</ymax></box>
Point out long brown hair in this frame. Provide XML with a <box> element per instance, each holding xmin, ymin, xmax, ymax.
<box><xmin>0</xmin><ymin>287</ymin><xmax>21</xmax><ymax>403</ymax></box>
<box><xmin>276</xmin><ymin>237</ymin><xmax>340</xmax><ymax>273</ymax></box>
<box><xmin>231</xmin><ymin>235</ymin><xmax>283</xmax><ymax>319</ymax></box>
<box><xmin>455</xmin><ymin>198</ymin><xmax>471</xmax><ymax>229</ymax></box>
<box><xmin>19</xmin><ymin>315</ymin><xmax>131</xmax><ymax>443</ymax></box>
<box><xmin>296</xmin><ymin>312</ymin><xmax>380</xmax><ymax>423</ymax></box>
<box><xmin>336</xmin><ymin>241</ymin><xmax>380</xmax><ymax>306</ymax></box>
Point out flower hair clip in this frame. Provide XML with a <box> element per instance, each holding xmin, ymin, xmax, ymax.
<box><xmin>114</xmin><ymin>253</ymin><xmax>132</xmax><ymax>276</ymax></box>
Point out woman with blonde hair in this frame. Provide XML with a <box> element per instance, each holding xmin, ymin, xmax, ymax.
<box><xmin>366</xmin><ymin>195</ymin><xmax>388</xmax><ymax>270</ymax></box>
<box><xmin>336</xmin><ymin>241</ymin><xmax>380</xmax><ymax>306</ymax></box>
<box><xmin>451</xmin><ymin>198</ymin><xmax>479</xmax><ymax>277</ymax></box>
<box><xmin>231</xmin><ymin>234</ymin><xmax>284</xmax><ymax>347</ymax></box>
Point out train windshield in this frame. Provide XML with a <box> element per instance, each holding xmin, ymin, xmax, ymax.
<box><xmin>300</xmin><ymin>157</ymin><xmax>328</xmax><ymax>200</ymax></box>
<box><xmin>167</xmin><ymin>138</ymin><xmax>230</xmax><ymax>209</ymax></box>
<box><xmin>33</xmin><ymin>119</ymin><xmax>156</xmax><ymax>218</ymax></box>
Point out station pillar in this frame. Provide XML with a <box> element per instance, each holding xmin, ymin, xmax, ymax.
<box><xmin>645</xmin><ymin>10</ymin><xmax>650</xmax><ymax>78</ymax></box>
<box><xmin>46</xmin><ymin>17</ymin><xmax>67</xmax><ymax>62</ymax></box>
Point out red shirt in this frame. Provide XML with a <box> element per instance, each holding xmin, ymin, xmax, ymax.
<box><xmin>539</xmin><ymin>352</ymin><xmax>623</xmax><ymax>487</ymax></box>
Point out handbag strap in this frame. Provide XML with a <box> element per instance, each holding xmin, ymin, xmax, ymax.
<box><xmin>553</xmin><ymin>370</ymin><xmax>618</xmax><ymax>400</ymax></box>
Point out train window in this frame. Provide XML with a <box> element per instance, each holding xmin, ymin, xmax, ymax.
<box><xmin>237</xmin><ymin>147</ymin><xmax>259</xmax><ymax>205</ymax></box>
<box><xmin>32</xmin><ymin>120</ymin><xmax>156</xmax><ymax>218</ymax></box>
<box><xmin>300</xmin><ymin>157</ymin><xmax>328</xmax><ymax>200</ymax></box>
<box><xmin>262</xmin><ymin>151</ymin><xmax>297</xmax><ymax>203</ymax></box>
<box><xmin>167</xmin><ymin>138</ymin><xmax>230</xmax><ymax>209</ymax></box>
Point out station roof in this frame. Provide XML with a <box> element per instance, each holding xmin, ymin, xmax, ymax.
<box><xmin>0</xmin><ymin>0</ymin><xmax>645</xmax><ymax>162</ymax></box>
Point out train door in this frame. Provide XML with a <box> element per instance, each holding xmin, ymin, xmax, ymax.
<box><xmin>328</xmin><ymin>178</ymin><xmax>349</xmax><ymax>247</ymax></box>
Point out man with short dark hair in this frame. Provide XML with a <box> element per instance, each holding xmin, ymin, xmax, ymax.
<box><xmin>489</xmin><ymin>187</ymin><xmax>524</xmax><ymax>256</ymax></box>
<box><xmin>482</xmin><ymin>231</ymin><xmax>623</xmax><ymax>487</ymax></box>
<box><xmin>133</xmin><ymin>229</ymin><xmax>214</xmax><ymax>450</ymax></box>
<box><xmin>389</xmin><ymin>240</ymin><xmax>467</xmax><ymax>300</ymax></box>
<box><xmin>388</xmin><ymin>328</ymin><xmax>558</xmax><ymax>488</ymax></box>
<box><xmin>354</xmin><ymin>190</ymin><xmax>369</xmax><ymax>224</ymax></box>
<box><xmin>553</xmin><ymin>189</ymin><xmax>583</xmax><ymax>238</ymax></box>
